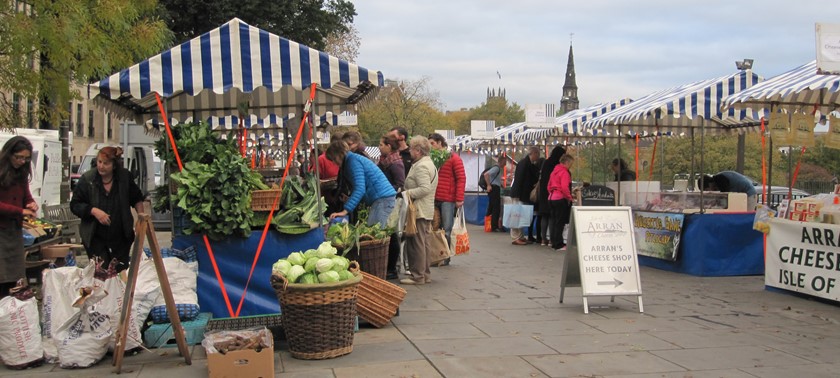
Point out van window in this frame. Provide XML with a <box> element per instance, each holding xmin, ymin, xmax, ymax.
<box><xmin>78</xmin><ymin>155</ymin><xmax>95</xmax><ymax>175</ymax></box>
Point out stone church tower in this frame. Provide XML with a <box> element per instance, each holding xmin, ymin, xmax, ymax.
<box><xmin>560</xmin><ymin>43</ymin><xmax>579</xmax><ymax>113</ymax></box>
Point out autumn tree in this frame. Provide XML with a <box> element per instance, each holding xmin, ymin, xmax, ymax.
<box><xmin>357</xmin><ymin>77</ymin><xmax>451</xmax><ymax>143</ymax></box>
<box><xmin>323</xmin><ymin>23</ymin><xmax>360</xmax><ymax>62</ymax></box>
<box><xmin>158</xmin><ymin>0</ymin><xmax>355</xmax><ymax>50</ymax></box>
<box><xmin>0</xmin><ymin>0</ymin><xmax>171</xmax><ymax>130</ymax></box>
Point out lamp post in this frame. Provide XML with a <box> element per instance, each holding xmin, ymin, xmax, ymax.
<box><xmin>735</xmin><ymin>59</ymin><xmax>754</xmax><ymax>174</ymax></box>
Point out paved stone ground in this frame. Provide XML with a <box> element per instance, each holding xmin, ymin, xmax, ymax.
<box><xmin>4</xmin><ymin>226</ymin><xmax>840</xmax><ymax>377</ymax></box>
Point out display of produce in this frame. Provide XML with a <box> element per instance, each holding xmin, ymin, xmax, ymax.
<box><xmin>271</xmin><ymin>242</ymin><xmax>355</xmax><ymax>284</ymax></box>
<box><xmin>326</xmin><ymin>221</ymin><xmax>391</xmax><ymax>253</ymax></box>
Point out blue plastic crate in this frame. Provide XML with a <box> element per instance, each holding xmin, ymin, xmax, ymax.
<box><xmin>150</xmin><ymin>303</ymin><xmax>201</xmax><ymax>323</ymax></box>
<box><xmin>144</xmin><ymin>312</ymin><xmax>212</xmax><ymax>348</ymax></box>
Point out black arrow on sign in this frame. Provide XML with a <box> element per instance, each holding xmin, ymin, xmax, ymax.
<box><xmin>597</xmin><ymin>278</ymin><xmax>623</xmax><ymax>287</ymax></box>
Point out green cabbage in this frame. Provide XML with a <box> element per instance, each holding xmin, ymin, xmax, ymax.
<box><xmin>330</xmin><ymin>256</ymin><xmax>349</xmax><ymax>272</ymax></box>
<box><xmin>271</xmin><ymin>259</ymin><xmax>292</xmax><ymax>277</ymax></box>
<box><xmin>318</xmin><ymin>270</ymin><xmax>340</xmax><ymax>283</ymax></box>
<box><xmin>337</xmin><ymin>270</ymin><xmax>354</xmax><ymax>281</ymax></box>
<box><xmin>299</xmin><ymin>273</ymin><xmax>319</xmax><ymax>284</ymax></box>
<box><xmin>286</xmin><ymin>265</ymin><xmax>306</xmax><ymax>283</ymax></box>
<box><xmin>317</xmin><ymin>242</ymin><xmax>337</xmax><ymax>258</ymax></box>
<box><xmin>304</xmin><ymin>256</ymin><xmax>320</xmax><ymax>273</ymax></box>
<box><xmin>303</xmin><ymin>249</ymin><xmax>319</xmax><ymax>259</ymax></box>
<box><xmin>287</xmin><ymin>252</ymin><xmax>306</xmax><ymax>266</ymax></box>
<box><xmin>315</xmin><ymin>258</ymin><xmax>335</xmax><ymax>273</ymax></box>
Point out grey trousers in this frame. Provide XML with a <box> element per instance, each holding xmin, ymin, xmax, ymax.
<box><xmin>405</xmin><ymin>219</ymin><xmax>432</xmax><ymax>282</ymax></box>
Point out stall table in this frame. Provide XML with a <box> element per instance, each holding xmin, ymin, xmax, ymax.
<box><xmin>638</xmin><ymin>212</ymin><xmax>764</xmax><ymax>276</ymax></box>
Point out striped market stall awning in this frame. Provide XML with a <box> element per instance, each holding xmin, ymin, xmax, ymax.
<box><xmin>88</xmin><ymin>18</ymin><xmax>383</xmax><ymax>130</ymax></box>
<box><xmin>722</xmin><ymin>60</ymin><xmax>840</xmax><ymax>113</ymax></box>
<box><xmin>516</xmin><ymin>98</ymin><xmax>633</xmax><ymax>143</ymax></box>
<box><xmin>585</xmin><ymin>70</ymin><xmax>766</xmax><ymax>136</ymax></box>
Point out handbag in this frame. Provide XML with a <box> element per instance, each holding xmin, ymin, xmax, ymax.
<box><xmin>451</xmin><ymin>207</ymin><xmax>470</xmax><ymax>255</ymax></box>
<box><xmin>429</xmin><ymin>229</ymin><xmax>452</xmax><ymax>265</ymax></box>
<box><xmin>529</xmin><ymin>184</ymin><xmax>539</xmax><ymax>203</ymax></box>
<box><xmin>403</xmin><ymin>195</ymin><xmax>418</xmax><ymax>237</ymax></box>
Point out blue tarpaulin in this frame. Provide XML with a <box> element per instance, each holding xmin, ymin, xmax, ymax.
<box><xmin>173</xmin><ymin>228</ymin><xmax>324</xmax><ymax>318</ymax></box>
<box><xmin>638</xmin><ymin>213</ymin><xmax>763</xmax><ymax>276</ymax></box>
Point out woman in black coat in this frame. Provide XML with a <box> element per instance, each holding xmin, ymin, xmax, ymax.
<box><xmin>537</xmin><ymin>145</ymin><xmax>565</xmax><ymax>246</ymax></box>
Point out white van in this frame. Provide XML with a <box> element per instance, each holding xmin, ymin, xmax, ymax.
<box><xmin>0</xmin><ymin>128</ymin><xmax>63</xmax><ymax>215</ymax></box>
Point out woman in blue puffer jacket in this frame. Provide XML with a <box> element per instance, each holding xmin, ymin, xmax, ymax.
<box><xmin>326</xmin><ymin>140</ymin><xmax>396</xmax><ymax>227</ymax></box>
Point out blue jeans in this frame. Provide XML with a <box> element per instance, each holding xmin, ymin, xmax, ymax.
<box><xmin>437</xmin><ymin>201</ymin><xmax>456</xmax><ymax>246</ymax></box>
<box><xmin>368</xmin><ymin>196</ymin><xmax>396</xmax><ymax>228</ymax></box>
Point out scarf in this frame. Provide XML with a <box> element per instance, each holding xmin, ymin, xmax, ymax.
<box><xmin>379</xmin><ymin>151</ymin><xmax>402</xmax><ymax>168</ymax></box>
<box><xmin>430</xmin><ymin>148</ymin><xmax>451</xmax><ymax>169</ymax></box>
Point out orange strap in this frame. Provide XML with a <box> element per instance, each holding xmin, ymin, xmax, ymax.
<box><xmin>649</xmin><ymin>133</ymin><xmax>659</xmax><ymax>180</ymax></box>
<box><xmin>155</xmin><ymin>93</ymin><xmax>235</xmax><ymax>318</ymax></box>
<box><xmin>234</xmin><ymin>83</ymin><xmax>318</xmax><ymax>317</ymax></box>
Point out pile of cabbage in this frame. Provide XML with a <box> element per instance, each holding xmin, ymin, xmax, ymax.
<box><xmin>271</xmin><ymin>242</ymin><xmax>354</xmax><ymax>284</ymax></box>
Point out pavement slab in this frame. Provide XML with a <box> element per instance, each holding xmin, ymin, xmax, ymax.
<box><xmin>740</xmin><ymin>362</ymin><xmax>840</xmax><ymax>378</ymax></box>
<box><xmin>431</xmin><ymin>356</ymin><xmax>548</xmax><ymax>378</ymax></box>
<box><xmin>523</xmin><ymin>351</ymin><xmax>686</xmax><ymax>377</ymax></box>
<box><xmin>471</xmin><ymin>319</ymin><xmax>603</xmax><ymax>337</ymax></box>
<box><xmin>651</xmin><ymin>345</ymin><xmax>812</xmax><ymax>370</ymax></box>
<box><xmin>538</xmin><ymin>332</ymin><xmax>678</xmax><ymax>354</ymax></box>
<box><xmin>416</xmin><ymin>336</ymin><xmax>557</xmax><ymax>359</ymax></box>
<box><xmin>333</xmin><ymin>359</ymin><xmax>442</xmax><ymax>378</ymax></box>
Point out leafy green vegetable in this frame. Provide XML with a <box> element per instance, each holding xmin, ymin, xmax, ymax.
<box><xmin>317</xmin><ymin>271</ymin><xmax>340</xmax><ymax>283</ymax></box>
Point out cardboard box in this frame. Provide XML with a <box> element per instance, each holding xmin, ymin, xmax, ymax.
<box><xmin>207</xmin><ymin>341</ymin><xmax>274</xmax><ymax>378</ymax></box>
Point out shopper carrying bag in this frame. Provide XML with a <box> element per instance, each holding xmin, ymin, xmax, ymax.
<box><xmin>451</xmin><ymin>207</ymin><xmax>470</xmax><ymax>255</ymax></box>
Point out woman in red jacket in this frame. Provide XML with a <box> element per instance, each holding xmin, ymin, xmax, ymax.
<box><xmin>547</xmin><ymin>154</ymin><xmax>574</xmax><ymax>251</ymax></box>
<box><xmin>0</xmin><ymin>136</ymin><xmax>38</xmax><ymax>298</ymax></box>
<box><xmin>429</xmin><ymin>133</ymin><xmax>465</xmax><ymax>266</ymax></box>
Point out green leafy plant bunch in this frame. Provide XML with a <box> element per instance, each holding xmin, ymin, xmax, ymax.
<box><xmin>163</xmin><ymin>121</ymin><xmax>268</xmax><ymax>240</ymax></box>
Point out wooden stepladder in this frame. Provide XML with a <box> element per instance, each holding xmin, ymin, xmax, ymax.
<box><xmin>112</xmin><ymin>214</ymin><xmax>191</xmax><ymax>373</ymax></box>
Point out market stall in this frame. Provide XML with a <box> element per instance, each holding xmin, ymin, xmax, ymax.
<box><xmin>88</xmin><ymin>18</ymin><xmax>384</xmax><ymax>318</ymax></box>
<box><xmin>722</xmin><ymin>60</ymin><xmax>840</xmax><ymax>297</ymax></box>
<box><xmin>581</xmin><ymin>69</ymin><xmax>767</xmax><ymax>276</ymax></box>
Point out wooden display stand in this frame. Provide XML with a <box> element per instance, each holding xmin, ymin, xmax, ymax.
<box><xmin>112</xmin><ymin>214</ymin><xmax>191</xmax><ymax>373</ymax></box>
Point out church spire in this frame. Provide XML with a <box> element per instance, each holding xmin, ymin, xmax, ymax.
<box><xmin>560</xmin><ymin>37</ymin><xmax>579</xmax><ymax>113</ymax></box>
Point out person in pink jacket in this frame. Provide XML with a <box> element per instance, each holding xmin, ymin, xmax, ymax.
<box><xmin>547</xmin><ymin>154</ymin><xmax>574</xmax><ymax>250</ymax></box>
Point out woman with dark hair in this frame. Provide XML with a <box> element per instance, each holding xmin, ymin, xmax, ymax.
<box><xmin>342</xmin><ymin>131</ymin><xmax>370</xmax><ymax>158</ymax></box>
<box><xmin>71</xmin><ymin>146</ymin><xmax>146</xmax><ymax>272</ymax></box>
<box><xmin>378</xmin><ymin>134</ymin><xmax>405</xmax><ymax>279</ymax></box>
<box><xmin>536</xmin><ymin>145</ymin><xmax>566</xmax><ymax>246</ymax></box>
<box><xmin>0</xmin><ymin>136</ymin><xmax>38</xmax><ymax>298</ymax></box>
<box><xmin>548</xmin><ymin>154</ymin><xmax>575</xmax><ymax>250</ymax></box>
<box><xmin>327</xmin><ymin>140</ymin><xmax>396</xmax><ymax>227</ymax></box>
<box><xmin>611</xmin><ymin>158</ymin><xmax>636</xmax><ymax>181</ymax></box>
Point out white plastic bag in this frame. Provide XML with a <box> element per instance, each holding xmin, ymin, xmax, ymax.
<box><xmin>148</xmin><ymin>258</ymin><xmax>199</xmax><ymax>322</ymax></box>
<box><xmin>0</xmin><ymin>283</ymin><xmax>44</xmax><ymax>369</ymax></box>
<box><xmin>55</xmin><ymin>286</ymin><xmax>112</xmax><ymax>369</ymax></box>
<box><xmin>41</xmin><ymin>265</ymin><xmax>94</xmax><ymax>362</ymax></box>
<box><xmin>97</xmin><ymin>274</ymin><xmax>144</xmax><ymax>352</ymax></box>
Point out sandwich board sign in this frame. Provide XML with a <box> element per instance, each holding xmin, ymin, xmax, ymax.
<box><xmin>560</xmin><ymin>206</ymin><xmax>643</xmax><ymax>314</ymax></box>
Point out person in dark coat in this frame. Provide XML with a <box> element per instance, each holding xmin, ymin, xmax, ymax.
<box><xmin>509</xmin><ymin>147</ymin><xmax>541</xmax><ymax>245</ymax></box>
<box><xmin>0</xmin><ymin>136</ymin><xmax>38</xmax><ymax>298</ymax></box>
<box><xmin>611</xmin><ymin>158</ymin><xmax>636</xmax><ymax>181</ymax></box>
<box><xmin>537</xmin><ymin>145</ymin><xmax>566</xmax><ymax>247</ymax></box>
<box><xmin>70</xmin><ymin>146</ymin><xmax>146</xmax><ymax>273</ymax></box>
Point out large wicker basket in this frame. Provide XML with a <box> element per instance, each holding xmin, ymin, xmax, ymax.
<box><xmin>270</xmin><ymin>266</ymin><xmax>363</xmax><ymax>360</ymax></box>
<box><xmin>349</xmin><ymin>237</ymin><xmax>390</xmax><ymax>279</ymax></box>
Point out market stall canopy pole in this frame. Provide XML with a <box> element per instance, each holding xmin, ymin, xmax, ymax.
<box><xmin>88</xmin><ymin>17</ymin><xmax>384</xmax><ymax>128</ymax></box>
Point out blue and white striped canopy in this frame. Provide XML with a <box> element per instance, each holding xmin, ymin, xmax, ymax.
<box><xmin>89</xmin><ymin>18</ymin><xmax>383</xmax><ymax>128</ymax></box>
<box><xmin>722</xmin><ymin>61</ymin><xmax>840</xmax><ymax>113</ymax></box>
<box><xmin>516</xmin><ymin>98</ymin><xmax>633</xmax><ymax>142</ymax></box>
<box><xmin>585</xmin><ymin>70</ymin><xmax>765</xmax><ymax>135</ymax></box>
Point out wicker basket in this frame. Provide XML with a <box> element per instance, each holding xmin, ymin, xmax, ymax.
<box><xmin>251</xmin><ymin>189</ymin><xmax>282</xmax><ymax>211</ymax></box>
<box><xmin>270</xmin><ymin>265</ymin><xmax>363</xmax><ymax>360</ymax></box>
<box><xmin>356</xmin><ymin>271</ymin><xmax>406</xmax><ymax>328</ymax></box>
<box><xmin>355</xmin><ymin>237</ymin><xmax>390</xmax><ymax>279</ymax></box>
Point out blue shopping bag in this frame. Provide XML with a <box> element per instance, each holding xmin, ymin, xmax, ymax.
<box><xmin>502</xmin><ymin>204</ymin><xmax>534</xmax><ymax>228</ymax></box>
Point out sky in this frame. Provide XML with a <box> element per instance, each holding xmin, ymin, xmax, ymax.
<box><xmin>352</xmin><ymin>0</ymin><xmax>840</xmax><ymax>112</ymax></box>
